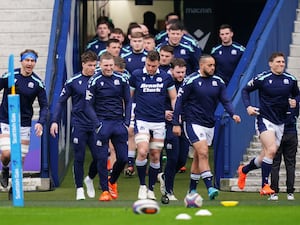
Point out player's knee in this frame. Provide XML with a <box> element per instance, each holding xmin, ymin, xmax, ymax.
<box><xmin>1</xmin><ymin>150</ymin><xmax>10</xmax><ymax>161</ymax></box>
<box><xmin>149</xmin><ymin>141</ymin><xmax>164</xmax><ymax>150</ymax></box>
<box><xmin>0</xmin><ymin>137</ymin><xmax>11</xmax><ymax>152</ymax></box>
<box><xmin>137</xmin><ymin>150</ymin><xmax>148</xmax><ymax>159</ymax></box>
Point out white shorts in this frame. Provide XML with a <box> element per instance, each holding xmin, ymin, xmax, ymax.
<box><xmin>0</xmin><ymin>123</ymin><xmax>31</xmax><ymax>157</ymax></box>
<box><xmin>183</xmin><ymin>122</ymin><xmax>214</xmax><ymax>146</ymax></box>
<box><xmin>255</xmin><ymin>117</ymin><xmax>284</xmax><ymax>146</ymax></box>
<box><xmin>135</xmin><ymin>120</ymin><xmax>166</xmax><ymax>140</ymax></box>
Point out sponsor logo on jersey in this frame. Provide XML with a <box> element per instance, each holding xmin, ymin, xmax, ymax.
<box><xmin>140</xmin><ymin>83</ymin><xmax>164</xmax><ymax>92</ymax></box>
<box><xmin>85</xmin><ymin>90</ymin><xmax>93</xmax><ymax>101</ymax></box>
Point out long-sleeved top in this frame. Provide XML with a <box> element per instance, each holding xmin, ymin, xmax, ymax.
<box><xmin>242</xmin><ymin>70</ymin><xmax>299</xmax><ymax>125</ymax></box>
<box><xmin>0</xmin><ymin>68</ymin><xmax>48</xmax><ymax>126</ymax></box>
<box><xmin>173</xmin><ymin>72</ymin><xmax>234</xmax><ymax>128</ymax></box>
<box><xmin>51</xmin><ymin>72</ymin><xmax>94</xmax><ymax>130</ymax></box>
<box><xmin>85</xmin><ymin>71</ymin><xmax>131</xmax><ymax>127</ymax></box>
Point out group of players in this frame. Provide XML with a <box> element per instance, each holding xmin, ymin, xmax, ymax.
<box><xmin>0</xmin><ymin>11</ymin><xmax>298</xmax><ymax>202</ymax></box>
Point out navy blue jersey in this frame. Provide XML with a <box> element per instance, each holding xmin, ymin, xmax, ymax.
<box><xmin>173</xmin><ymin>72</ymin><xmax>234</xmax><ymax>128</ymax></box>
<box><xmin>85</xmin><ymin>71</ymin><xmax>131</xmax><ymax>126</ymax></box>
<box><xmin>0</xmin><ymin>68</ymin><xmax>48</xmax><ymax>126</ymax></box>
<box><xmin>159</xmin><ymin>64</ymin><xmax>171</xmax><ymax>74</ymax></box>
<box><xmin>242</xmin><ymin>70</ymin><xmax>299</xmax><ymax>125</ymax></box>
<box><xmin>120</xmin><ymin>44</ymin><xmax>132</xmax><ymax>55</ymax></box>
<box><xmin>121</xmin><ymin>50</ymin><xmax>148</xmax><ymax>74</ymax></box>
<box><xmin>85</xmin><ymin>38</ymin><xmax>107</xmax><ymax>56</ymax></box>
<box><xmin>156</xmin><ymin>42</ymin><xmax>200</xmax><ymax>75</ymax></box>
<box><xmin>211</xmin><ymin>42</ymin><xmax>245</xmax><ymax>84</ymax></box>
<box><xmin>52</xmin><ymin>73</ymin><xmax>94</xmax><ymax>130</ymax></box>
<box><xmin>129</xmin><ymin>68</ymin><xmax>175</xmax><ymax>122</ymax></box>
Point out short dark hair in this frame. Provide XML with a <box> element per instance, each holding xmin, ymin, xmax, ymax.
<box><xmin>268</xmin><ymin>52</ymin><xmax>285</xmax><ymax>62</ymax></box>
<box><xmin>147</xmin><ymin>50</ymin><xmax>160</xmax><ymax>61</ymax></box>
<box><xmin>160</xmin><ymin>45</ymin><xmax>174</xmax><ymax>54</ymax></box>
<box><xmin>219</xmin><ymin>24</ymin><xmax>233</xmax><ymax>32</ymax></box>
<box><xmin>106</xmin><ymin>38</ymin><xmax>120</xmax><ymax>47</ymax></box>
<box><xmin>143</xmin><ymin>34</ymin><xmax>155</xmax><ymax>40</ymax></box>
<box><xmin>170</xmin><ymin>58</ymin><xmax>186</xmax><ymax>68</ymax></box>
<box><xmin>127</xmin><ymin>23</ymin><xmax>141</xmax><ymax>36</ymax></box>
<box><xmin>165</xmin><ymin>12</ymin><xmax>180</xmax><ymax>21</ymax></box>
<box><xmin>168</xmin><ymin>20</ymin><xmax>184</xmax><ymax>31</ymax></box>
<box><xmin>111</xmin><ymin>28</ymin><xmax>124</xmax><ymax>35</ymax></box>
<box><xmin>81</xmin><ymin>50</ymin><xmax>98</xmax><ymax>63</ymax></box>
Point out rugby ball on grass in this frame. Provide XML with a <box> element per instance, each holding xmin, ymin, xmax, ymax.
<box><xmin>132</xmin><ymin>199</ymin><xmax>160</xmax><ymax>214</ymax></box>
<box><xmin>184</xmin><ymin>192</ymin><xmax>203</xmax><ymax>208</ymax></box>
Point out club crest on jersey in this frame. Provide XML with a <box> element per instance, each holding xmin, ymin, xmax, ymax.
<box><xmin>73</xmin><ymin>138</ymin><xmax>78</xmax><ymax>144</ymax></box>
<box><xmin>114</xmin><ymin>79</ymin><xmax>120</xmax><ymax>85</ymax></box>
<box><xmin>180</xmin><ymin>49</ymin><xmax>186</xmax><ymax>55</ymax></box>
<box><xmin>212</xmin><ymin>81</ymin><xmax>218</xmax><ymax>86</ymax></box>
<box><xmin>283</xmin><ymin>79</ymin><xmax>289</xmax><ymax>84</ymax></box>
<box><xmin>78</xmin><ymin>80</ymin><xmax>82</xmax><ymax>85</ymax></box>
<box><xmin>100</xmin><ymin>82</ymin><xmax>104</xmax><ymax>86</ymax></box>
<box><xmin>28</xmin><ymin>82</ymin><xmax>34</xmax><ymax>88</ymax></box>
<box><xmin>218</xmin><ymin>50</ymin><xmax>222</xmax><ymax>55</ymax></box>
<box><xmin>198</xmin><ymin>81</ymin><xmax>202</xmax><ymax>86</ymax></box>
<box><xmin>269</xmin><ymin>80</ymin><xmax>272</xmax><ymax>84</ymax></box>
<box><xmin>156</xmin><ymin>77</ymin><xmax>162</xmax><ymax>82</ymax></box>
<box><xmin>142</xmin><ymin>77</ymin><xmax>146</xmax><ymax>81</ymax></box>
<box><xmin>128</xmin><ymin>58</ymin><xmax>132</xmax><ymax>62</ymax></box>
<box><xmin>96</xmin><ymin>140</ymin><xmax>102</xmax><ymax>146</ymax></box>
<box><xmin>231</xmin><ymin>49</ymin><xmax>237</xmax><ymax>55</ymax></box>
<box><xmin>95</xmin><ymin>45</ymin><xmax>99</xmax><ymax>49</ymax></box>
<box><xmin>142</xmin><ymin>57</ymin><xmax>146</xmax><ymax>62</ymax></box>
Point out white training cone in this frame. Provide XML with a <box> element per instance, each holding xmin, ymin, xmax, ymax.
<box><xmin>175</xmin><ymin>213</ymin><xmax>192</xmax><ymax>220</ymax></box>
<box><xmin>195</xmin><ymin>209</ymin><xmax>212</xmax><ymax>216</ymax></box>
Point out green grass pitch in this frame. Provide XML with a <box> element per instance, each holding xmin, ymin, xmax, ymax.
<box><xmin>0</xmin><ymin>155</ymin><xmax>300</xmax><ymax>225</ymax></box>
